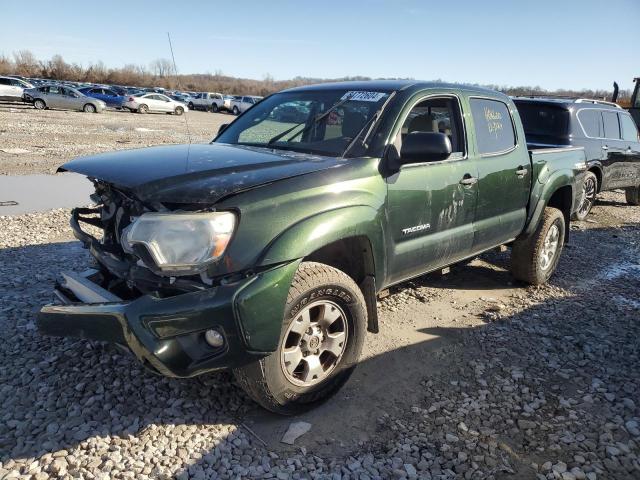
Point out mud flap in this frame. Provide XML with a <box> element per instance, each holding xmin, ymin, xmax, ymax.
<box><xmin>360</xmin><ymin>275</ymin><xmax>379</xmax><ymax>334</ymax></box>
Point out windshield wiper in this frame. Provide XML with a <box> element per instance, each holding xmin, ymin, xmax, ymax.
<box><xmin>266</xmin><ymin>93</ymin><xmax>355</xmax><ymax>147</ymax></box>
<box><xmin>342</xmin><ymin>91</ymin><xmax>396</xmax><ymax>158</ymax></box>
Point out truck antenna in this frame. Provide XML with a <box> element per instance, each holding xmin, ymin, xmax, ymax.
<box><xmin>167</xmin><ymin>32</ymin><xmax>191</xmax><ymax>144</ymax></box>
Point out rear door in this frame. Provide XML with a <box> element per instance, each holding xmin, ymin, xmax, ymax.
<box><xmin>467</xmin><ymin>96</ymin><xmax>531</xmax><ymax>252</ymax></box>
<box><xmin>385</xmin><ymin>92</ymin><xmax>478</xmax><ymax>285</ymax></box>
<box><xmin>617</xmin><ymin>111</ymin><xmax>640</xmax><ymax>187</ymax></box>
<box><xmin>601</xmin><ymin>110</ymin><xmax>628</xmax><ymax>189</ymax></box>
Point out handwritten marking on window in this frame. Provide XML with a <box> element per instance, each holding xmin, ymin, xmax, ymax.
<box><xmin>484</xmin><ymin>107</ymin><xmax>503</xmax><ymax>137</ymax></box>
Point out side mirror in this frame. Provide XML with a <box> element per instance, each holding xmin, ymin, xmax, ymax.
<box><xmin>218</xmin><ymin>123</ymin><xmax>229</xmax><ymax>135</ymax></box>
<box><xmin>400</xmin><ymin>132</ymin><xmax>452</xmax><ymax>164</ymax></box>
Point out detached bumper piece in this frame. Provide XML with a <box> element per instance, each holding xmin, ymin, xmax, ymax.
<box><xmin>37</xmin><ymin>268</ymin><xmax>280</xmax><ymax>377</ymax></box>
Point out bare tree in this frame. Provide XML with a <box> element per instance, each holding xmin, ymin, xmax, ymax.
<box><xmin>150</xmin><ymin>58</ymin><xmax>174</xmax><ymax>78</ymax></box>
<box><xmin>13</xmin><ymin>50</ymin><xmax>39</xmax><ymax>76</ymax></box>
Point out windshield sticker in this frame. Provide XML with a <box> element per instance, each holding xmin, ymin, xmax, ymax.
<box><xmin>341</xmin><ymin>91</ymin><xmax>387</xmax><ymax>102</ymax></box>
<box><xmin>484</xmin><ymin>106</ymin><xmax>504</xmax><ymax>137</ymax></box>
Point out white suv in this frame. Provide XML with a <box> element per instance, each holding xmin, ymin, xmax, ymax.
<box><xmin>188</xmin><ymin>92</ymin><xmax>225</xmax><ymax>112</ymax></box>
<box><xmin>0</xmin><ymin>76</ymin><xmax>33</xmax><ymax>101</ymax></box>
<box><xmin>230</xmin><ymin>95</ymin><xmax>263</xmax><ymax>115</ymax></box>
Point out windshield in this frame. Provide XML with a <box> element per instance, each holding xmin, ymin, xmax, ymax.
<box><xmin>215</xmin><ymin>89</ymin><xmax>391</xmax><ymax>156</ymax></box>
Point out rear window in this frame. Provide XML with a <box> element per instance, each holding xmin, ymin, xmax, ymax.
<box><xmin>578</xmin><ymin>109</ymin><xmax>603</xmax><ymax>137</ymax></box>
<box><xmin>619</xmin><ymin>113</ymin><xmax>639</xmax><ymax>142</ymax></box>
<box><xmin>469</xmin><ymin>98</ymin><xmax>516</xmax><ymax>154</ymax></box>
<box><xmin>515</xmin><ymin>102</ymin><xmax>570</xmax><ymax>140</ymax></box>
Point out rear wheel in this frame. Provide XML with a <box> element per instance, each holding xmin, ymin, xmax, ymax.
<box><xmin>211</xmin><ymin>103</ymin><xmax>219</xmax><ymax>113</ymax></box>
<box><xmin>573</xmin><ymin>171</ymin><xmax>598</xmax><ymax>220</ymax></box>
<box><xmin>174</xmin><ymin>106</ymin><xmax>184</xmax><ymax>116</ymax></box>
<box><xmin>232</xmin><ymin>106</ymin><xmax>240</xmax><ymax>115</ymax></box>
<box><xmin>34</xmin><ymin>99</ymin><xmax>46</xmax><ymax>110</ymax></box>
<box><xmin>625</xmin><ymin>185</ymin><xmax>640</xmax><ymax>205</ymax></box>
<box><xmin>511</xmin><ymin>207</ymin><xmax>565</xmax><ymax>285</ymax></box>
<box><xmin>138</xmin><ymin>104</ymin><xmax>148</xmax><ymax>114</ymax></box>
<box><xmin>187</xmin><ymin>102</ymin><xmax>194</xmax><ymax>110</ymax></box>
<box><xmin>83</xmin><ymin>103</ymin><xmax>96</xmax><ymax>113</ymax></box>
<box><xmin>233</xmin><ymin>262</ymin><xmax>367</xmax><ymax>415</ymax></box>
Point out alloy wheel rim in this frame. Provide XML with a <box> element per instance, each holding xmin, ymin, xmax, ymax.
<box><xmin>539</xmin><ymin>224</ymin><xmax>560</xmax><ymax>271</ymax></box>
<box><xmin>280</xmin><ymin>300</ymin><xmax>348</xmax><ymax>387</ymax></box>
<box><xmin>578</xmin><ymin>177</ymin><xmax>596</xmax><ymax>216</ymax></box>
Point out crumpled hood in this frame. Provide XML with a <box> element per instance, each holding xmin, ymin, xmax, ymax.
<box><xmin>59</xmin><ymin>143</ymin><xmax>348</xmax><ymax>203</ymax></box>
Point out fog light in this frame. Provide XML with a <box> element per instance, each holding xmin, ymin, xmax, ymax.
<box><xmin>204</xmin><ymin>329</ymin><xmax>224</xmax><ymax>347</ymax></box>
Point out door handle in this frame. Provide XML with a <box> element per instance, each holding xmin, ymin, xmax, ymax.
<box><xmin>515</xmin><ymin>166</ymin><xmax>528</xmax><ymax>177</ymax></box>
<box><xmin>602</xmin><ymin>145</ymin><xmax>608</xmax><ymax>150</ymax></box>
<box><xmin>459</xmin><ymin>175</ymin><xmax>478</xmax><ymax>186</ymax></box>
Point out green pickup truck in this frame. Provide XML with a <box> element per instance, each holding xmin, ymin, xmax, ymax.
<box><xmin>38</xmin><ymin>81</ymin><xmax>587</xmax><ymax>414</ymax></box>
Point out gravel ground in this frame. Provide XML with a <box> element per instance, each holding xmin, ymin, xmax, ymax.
<box><xmin>0</xmin><ymin>102</ymin><xmax>229</xmax><ymax>175</ymax></box>
<box><xmin>0</xmin><ymin>191</ymin><xmax>638</xmax><ymax>479</ymax></box>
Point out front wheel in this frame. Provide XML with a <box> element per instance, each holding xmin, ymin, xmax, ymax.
<box><xmin>233</xmin><ymin>262</ymin><xmax>367</xmax><ymax>415</ymax></box>
<box><xmin>211</xmin><ymin>103</ymin><xmax>219</xmax><ymax>113</ymax></box>
<box><xmin>625</xmin><ymin>186</ymin><xmax>640</xmax><ymax>206</ymax></box>
<box><xmin>34</xmin><ymin>99</ymin><xmax>46</xmax><ymax>110</ymax></box>
<box><xmin>83</xmin><ymin>103</ymin><xmax>96</xmax><ymax>113</ymax></box>
<box><xmin>232</xmin><ymin>106</ymin><xmax>240</xmax><ymax>115</ymax></box>
<box><xmin>511</xmin><ymin>206</ymin><xmax>565</xmax><ymax>285</ymax></box>
<box><xmin>573</xmin><ymin>171</ymin><xmax>598</xmax><ymax>221</ymax></box>
<box><xmin>174</xmin><ymin>106</ymin><xmax>184</xmax><ymax>116</ymax></box>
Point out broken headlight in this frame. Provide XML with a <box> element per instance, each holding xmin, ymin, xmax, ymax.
<box><xmin>122</xmin><ymin>211</ymin><xmax>236</xmax><ymax>275</ymax></box>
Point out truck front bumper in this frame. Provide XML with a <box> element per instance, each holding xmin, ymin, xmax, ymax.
<box><xmin>37</xmin><ymin>261</ymin><xmax>299</xmax><ymax>378</ymax></box>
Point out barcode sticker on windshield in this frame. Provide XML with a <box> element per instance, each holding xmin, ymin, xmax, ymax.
<box><xmin>341</xmin><ymin>91</ymin><xmax>387</xmax><ymax>102</ymax></box>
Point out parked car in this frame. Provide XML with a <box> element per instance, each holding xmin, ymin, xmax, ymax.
<box><xmin>23</xmin><ymin>84</ymin><xmax>106</xmax><ymax>113</ymax></box>
<box><xmin>230</xmin><ymin>95</ymin><xmax>263</xmax><ymax>115</ymax></box>
<box><xmin>123</xmin><ymin>93</ymin><xmax>188</xmax><ymax>115</ymax></box>
<box><xmin>222</xmin><ymin>95</ymin><xmax>238</xmax><ymax>112</ymax></box>
<box><xmin>78</xmin><ymin>86</ymin><xmax>126</xmax><ymax>109</ymax></box>
<box><xmin>0</xmin><ymin>76</ymin><xmax>33</xmax><ymax>101</ymax></box>
<box><xmin>39</xmin><ymin>81</ymin><xmax>586</xmax><ymax>414</ymax></box>
<box><xmin>188</xmin><ymin>92</ymin><xmax>225</xmax><ymax>112</ymax></box>
<box><xmin>514</xmin><ymin>97</ymin><xmax>640</xmax><ymax>219</ymax></box>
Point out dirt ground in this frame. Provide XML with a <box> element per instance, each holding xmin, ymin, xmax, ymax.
<box><xmin>0</xmin><ymin>102</ymin><xmax>229</xmax><ymax>175</ymax></box>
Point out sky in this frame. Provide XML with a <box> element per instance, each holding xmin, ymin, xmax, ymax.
<box><xmin>1</xmin><ymin>0</ymin><xmax>638</xmax><ymax>91</ymax></box>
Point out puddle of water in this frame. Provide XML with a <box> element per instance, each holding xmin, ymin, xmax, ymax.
<box><xmin>0</xmin><ymin>173</ymin><xmax>93</xmax><ymax>215</ymax></box>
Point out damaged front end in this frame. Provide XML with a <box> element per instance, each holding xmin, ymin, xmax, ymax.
<box><xmin>38</xmin><ymin>181</ymin><xmax>298</xmax><ymax>377</ymax></box>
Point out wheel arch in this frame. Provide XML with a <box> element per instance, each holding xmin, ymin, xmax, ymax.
<box><xmin>521</xmin><ymin>172</ymin><xmax>575</xmax><ymax>243</ymax></box>
<box><xmin>587</xmin><ymin>164</ymin><xmax>603</xmax><ymax>192</ymax></box>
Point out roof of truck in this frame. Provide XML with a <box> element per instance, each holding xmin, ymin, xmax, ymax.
<box><xmin>283</xmin><ymin>80</ymin><xmax>502</xmax><ymax>97</ymax></box>
<box><xmin>512</xmin><ymin>96</ymin><xmax>623</xmax><ymax>110</ymax></box>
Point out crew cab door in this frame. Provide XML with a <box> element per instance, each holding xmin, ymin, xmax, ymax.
<box><xmin>385</xmin><ymin>93</ymin><xmax>478</xmax><ymax>285</ymax></box>
<box><xmin>467</xmin><ymin>97</ymin><xmax>531</xmax><ymax>252</ymax></box>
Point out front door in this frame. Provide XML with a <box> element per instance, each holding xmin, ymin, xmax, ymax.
<box><xmin>467</xmin><ymin>97</ymin><xmax>531</xmax><ymax>252</ymax></box>
<box><xmin>385</xmin><ymin>94</ymin><xmax>478</xmax><ymax>286</ymax></box>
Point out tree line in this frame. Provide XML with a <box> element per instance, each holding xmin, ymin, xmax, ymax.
<box><xmin>0</xmin><ymin>50</ymin><xmax>629</xmax><ymax>102</ymax></box>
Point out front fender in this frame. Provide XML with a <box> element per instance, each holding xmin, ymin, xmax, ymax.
<box><xmin>257</xmin><ymin>205</ymin><xmax>387</xmax><ymax>285</ymax></box>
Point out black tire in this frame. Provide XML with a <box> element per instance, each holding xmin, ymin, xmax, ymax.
<box><xmin>138</xmin><ymin>104</ymin><xmax>148</xmax><ymax>114</ymax></box>
<box><xmin>33</xmin><ymin>99</ymin><xmax>46</xmax><ymax>110</ymax></box>
<box><xmin>511</xmin><ymin>207</ymin><xmax>565</xmax><ymax>285</ymax></box>
<box><xmin>83</xmin><ymin>103</ymin><xmax>96</xmax><ymax>113</ymax></box>
<box><xmin>211</xmin><ymin>103</ymin><xmax>219</xmax><ymax>113</ymax></box>
<box><xmin>188</xmin><ymin>102</ymin><xmax>194</xmax><ymax>110</ymax></box>
<box><xmin>625</xmin><ymin>186</ymin><xmax>640</xmax><ymax>206</ymax></box>
<box><xmin>232</xmin><ymin>106</ymin><xmax>240</xmax><ymax>115</ymax></box>
<box><xmin>174</xmin><ymin>106</ymin><xmax>184</xmax><ymax>116</ymax></box>
<box><xmin>233</xmin><ymin>262</ymin><xmax>367</xmax><ymax>415</ymax></box>
<box><xmin>573</xmin><ymin>171</ymin><xmax>598</xmax><ymax>221</ymax></box>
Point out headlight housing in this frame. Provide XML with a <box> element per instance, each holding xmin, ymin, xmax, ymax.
<box><xmin>122</xmin><ymin>211</ymin><xmax>236</xmax><ymax>276</ymax></box>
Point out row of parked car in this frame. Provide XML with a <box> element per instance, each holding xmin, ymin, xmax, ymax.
<box><xmin>0</xmin><ymin>75</ymin><xmax>262</xmax><ymax>116</ymax></box>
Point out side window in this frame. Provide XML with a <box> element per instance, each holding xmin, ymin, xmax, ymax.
<box><xmin>48</xmin><ymin>86</ymin><xmax>61</xmax><ymax>95</ymax></box>
<box><xmin>0</xmin><ymin>78</ymin><xmax>10</xmax><ymax>85</ymax></box>
<box><xmin>469</xmin><ymin>98</ymin><xmax>516</xmax><ymax>154</ymax></box>
<box><xmin>618</xmin><ymin>113</ymin><xmax>639</xmax><ymax>142</ymax></box>
<box><xmin>602</xmin><ymin>111</ymin><xmax>621</xmax><ymax>139</ymax></box>
<box><xmin>399</xmin><ymin>96</ymin><xmax>465</xmax><ymax>155</ymax></box>
<box><xmin>577</xmin><ymin>109</ymin><xmax>603</xmax><ymax>137</ymax></box>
